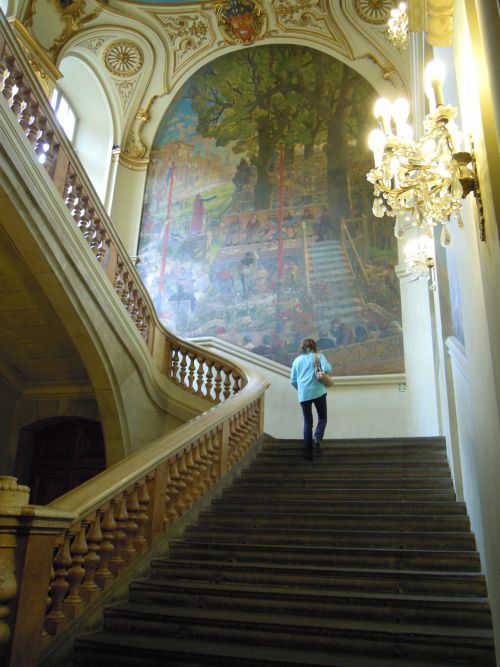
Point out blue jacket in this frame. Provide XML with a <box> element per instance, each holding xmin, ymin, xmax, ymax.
<box><xmin>290</xmin><ymin>351</ymin><xmax>332</xmax><ymax>402</ymax></box>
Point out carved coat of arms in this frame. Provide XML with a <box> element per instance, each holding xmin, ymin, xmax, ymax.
<box><xmin>215</xmin><ymin>0</ymin><xmax>266</xmax><ymax>44</ymax></box>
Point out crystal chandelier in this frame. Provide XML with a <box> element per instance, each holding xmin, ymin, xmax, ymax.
<box><xmin>404</xmin><ymin>233</ymin><xmax>436</xmax><ymax>290</ymax></box>
<box><xmin>367</xmin><ymin>61</ymin><xmax>484</xmax><ymax>246</ymax></box>
<box><xmin>387</xmin><ymin>2</ymin><xmax>408</xmax><ymax>50</ymax></box>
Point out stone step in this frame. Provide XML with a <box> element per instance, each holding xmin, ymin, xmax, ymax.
<box><xmin>197</xmin><ymin>511</ymin><xmax>470</xmax><ymax>532</ymax></box>
<box><xmin>209</xmin><ymin>498</ymin><xmax>468</xmax><ymax>516</ymax></box>
<box><xmin>241</xmin><ymin>469</ymin><xmax>453</xmax><ymax>480</ymax></box>
<box><xmin>94</xmin><ymin>602</ymin><xmax>495</xmax><ymax>665</ymax></box>
<box><xmin>72</xmin><ymin>631</ymin><xmax>496</xmax><ymax>667</ymax></box>
<box><xmin>183</xmin><ymin>526</ymin><xmax>475</xmax><ymax>550</ymax></box>
<box><xmin>261</xmin><ymin>438</ymin><xmax>446</xmax><ymax>451</ymax></box>
<box><xmin>168</xmin><ymin>540</ymin><xmax>482</xmax><ymax>572</ymax></box>
<box><xmin>221</xmin><ymin>487</ymin><xmax>457</xmax><ymax>502</ymax></box>
<box><xmin>231</xmin><ymin>477</ymin><xmax>454</xmax><ymax>490</ymax></box>
<box><xmin>149</xmin><ymin>560</ymin><xmax>487</xmax><ymax>597</ymax></box>
<box><xmin>129</xmin><ymin>577</ymin><xmax>492</xmax><ymax>627</ymax></box>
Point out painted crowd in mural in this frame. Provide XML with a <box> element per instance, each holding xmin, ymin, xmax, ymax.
<box><xmin>137</xmin><ymin>44</ymin><xmax>404</xmax><ymax>375</ymax></box>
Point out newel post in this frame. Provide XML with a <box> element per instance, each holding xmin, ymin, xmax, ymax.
<box><xmin>0</xmin><ymin>477</ymin><xmax>74</xmax><ymax>667</ymax></box>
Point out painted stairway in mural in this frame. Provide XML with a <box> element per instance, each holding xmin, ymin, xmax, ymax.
<box><xmin>72</xmin><ymin>437</ymin><xmax>496</xmax><ymax>667</ymax></box>
<box><xmin>307</xmin><ymin>239</ymin><xmax>363</xmax><ymax>330</ymax></box>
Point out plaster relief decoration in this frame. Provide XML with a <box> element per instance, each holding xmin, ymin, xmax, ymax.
<box><xmin>79</xmin><ymin>36</ymin><xmax>107</xmax><ymax>55</ymax></box>
<box><xmin>123</xmin><ymin>94</ymin><xmax>158</xmax><ymax>161</ymax></box>
<box><xmin>114</xmin><ymin>79</ymin><xmax>138</xmax><ymax>112</ymax></box>
<box><xmin>157</xmin><ymin>13</ymin><xmax>210</xmax><ymax>72</ymax></box>
<box><xmin>137</xmin><ymin>44</ymin><xmax>404</xmax><ymax>376</ymax></box>
<box><xmin>49</xmin><ymin>0</ymin><xmax>104</xmax><ymax>60</ymax></box>
<box><xmin>273</xmin><ymin>0</ymin><xmax>349</xmax><ymax>54</ymax></box>
<box><xmin>103</xmin><ymin>40</ymin><xmax>144</xmax><ymax>77</ymax></box>
<box><xmin>274</xmin><ymin>0</ymin><xmax>324</xmax><ymax>26</ymax></box>
<box><xmin>214</xmin><ymin>0</ymin><xmax>267</xmax><ymax>45</ymax></box>
<box><xmin>354</xmin><ymin>0</ymin><xmax>392</xmax><ymax>24</ymax></box>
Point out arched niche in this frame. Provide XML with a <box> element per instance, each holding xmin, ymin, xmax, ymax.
<box><xmin>57</xmin><ymin>55</ymin><xmax>114</xmax><ymax>203</ymax></box>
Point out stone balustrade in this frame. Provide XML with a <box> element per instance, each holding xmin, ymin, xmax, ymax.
<box><xmin>0</xmin><ymin>11</ymin><xmax>246</xmax><ymax>401</ymax></box>
<box><xmin>0</xmin><ymin>11</ymin><xmax>268</xmax><ymax>667</ymax></box>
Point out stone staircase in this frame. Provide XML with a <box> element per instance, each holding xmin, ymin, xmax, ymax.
<box><xmin>307</xmin><ymin>240</ymin><xmax>362</xmax><ymax>326</ymax></box>
<box><xmin>72</xmin><ymin>437</ymin><xmax>496</xmax><ymax>666</ymax></box>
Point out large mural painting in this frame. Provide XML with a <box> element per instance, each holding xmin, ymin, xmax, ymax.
<box><xmin>137</xmin><ymin>45</ymin><xmax>404</xmax><ymax>375</ymax></box>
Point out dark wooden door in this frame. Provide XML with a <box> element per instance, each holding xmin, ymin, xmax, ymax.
<box><xmin>30</xmin><ymin>420</ymin><xmax>106</xmax><ymax>504</ymax></box>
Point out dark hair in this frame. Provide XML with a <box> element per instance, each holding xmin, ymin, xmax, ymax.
<box><xmin>299</xmin><ymin>337</ymin><xmax>317</xmax><ymax>353</ymax></box>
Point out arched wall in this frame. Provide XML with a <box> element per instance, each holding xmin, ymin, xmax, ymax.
<box><xmin>56</xmin><ymin>55</ymin><xmax>115</xmax><ymax>203</ymax></box>
<box><xmin>136</xmin><ymin>43</ymin><xmax>405</xmax><ymax>376</ymax></box>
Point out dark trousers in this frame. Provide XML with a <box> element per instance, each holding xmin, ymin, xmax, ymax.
<box><xmin>300</xmin><ymin>393</ymin><xmax>327</xmax><ymax>454</ymax></box>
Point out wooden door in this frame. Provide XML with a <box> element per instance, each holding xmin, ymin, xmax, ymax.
<box><xmin>30</xmin><ymin>420</ymin><xmax>106</xmax><ymax>504</ymax></box>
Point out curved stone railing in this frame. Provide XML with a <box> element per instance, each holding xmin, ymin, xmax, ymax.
<box><xmin>0</xmin><ymin>11</ymin><xmax>247</xmax><ymax>403</ymax></box>
<box><xmin>0</xmin><ymin>11</ymin><xmax>268</xmax><ymax>667</ymax></box>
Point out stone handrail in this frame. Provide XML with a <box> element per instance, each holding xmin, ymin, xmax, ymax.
<box><xmin>0</xmin><ymin>11</ymin><xmax>246</xmax><ymax>402</ymax></box>
<box><xmin>0</xmin><ymin>11</ymin><xmax>269</xmax><ymax>667</ymax></box>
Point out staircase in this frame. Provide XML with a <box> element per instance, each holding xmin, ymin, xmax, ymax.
<box><xmin>72</xmin><ymin>437</ymin><xmax>496</xmax><ymax>666</ymax></box>
<box><xmin>307</xmin><ymin>240</ymin><xmax>362</xmax><ymax>326</ymax></box>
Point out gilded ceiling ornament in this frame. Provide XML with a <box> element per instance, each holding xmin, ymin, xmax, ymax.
<box><xmin>49</xmin><ymin>0</ymin><xmax>104</xmax><ymax>60</ymax></box>
<box><xmin>274</xmin><ymin>0</ymin><xmax>323</xmax><ymax>27</ymax></box>
<box><xmin>354</xmin><ymin>0</ymin><xmax>392</xmax><ymax>25</ymax></box>
<box><xmin>159</xmin><ymin>15</ymin><xmax>209</xmax><ymax>55</ymax></box>
<box><xmin>123</xmin><ymin>94</ymin><xmax>158</xmax><ymax>162</ymax></box>
<box><xmin>213</xmin><ymin>0</ymin><xmax>266</xmax><ymax>45</ymax></box>
<box><xmin>103</xmin><ymin>40</ymin><xmax>144</xmax><ymax>77</ymax></box>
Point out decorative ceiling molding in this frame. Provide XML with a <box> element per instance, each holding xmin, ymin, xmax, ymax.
<box><xmin>353</xmin><ymin>0</ymin><xmax>392</xmax><ymax>25</ymax></box>
<box><xmin>103</xmin><ymin>39</ymin><xmax>144</xmax><ymax>77</ymax></box>
<box><xmin>147</xmin><ymin>9</ymin><xmax>213</xmax><ymax>78</ymax></box>
<box><xmin>48</xmin><ymin>0</ymin><xmax>105</xmax><ymax>61</ymax></box>
<box><xmin>113</xmin><ymin>78</ymin><xmax>139</xmax><ymax>111</ymax></box>
<box><xmin>79</xmin><ymin>35</ymin><xmax>108</xmax><ymax>55</ymax></box>
<box><xmin>272</xmin><ymin>0</ymin><xmax>351</xmax><ymax>57</ymax></box>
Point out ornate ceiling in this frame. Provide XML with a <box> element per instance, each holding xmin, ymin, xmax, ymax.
<box><xmin>9</xmin><ymin>0</ymin><xmax>453</xmax><ymax>165</ymax></box>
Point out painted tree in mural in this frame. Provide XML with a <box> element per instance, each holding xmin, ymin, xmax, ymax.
<box><xmin>187</xmin><ymin>45</ymin><xmax>376</xmax><ymax>233</ymax></box>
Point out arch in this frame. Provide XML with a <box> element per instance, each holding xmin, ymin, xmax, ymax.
<box><xmin>56</xmin><ymin>55</ymin><xmax>115</xmax><ymax>202</ymax></box>
<box><xmin>137</xmin><ymin>43</ymin><xmax>404</xmax><ymax>377</ymax></box>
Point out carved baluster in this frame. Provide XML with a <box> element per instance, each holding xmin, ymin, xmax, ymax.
<box><xmin>63</xmin><ymin>171</ymin><xmax>76</xmax><ymax>208</ymax></box>
<box><xmin>45</xmin><ymin>534</ymin><xmax>72</xmax><ymax>635</ymax></box>
<box><xmin>42</xmin><ymin>129</ymin><xmax>60</xmax><ymax>177</ymax></box>
<box><xmin>1</xmin><ymin>57</ymin><xmax>17</xmax><ymax>103</ymax></box>
<box><xmin>184</xmin><ymin>446</ymin><xmax>202</xmax><ymax>502</ymax></box>
<box><xmin>170</xmin><ymin>345</ymin><xmax>180</xmax><ymax>382</ymax></box>
<box><xmin>170</xmin><ymin>455</ymin><xmax>190</xmax><ymax>516</ymax></box>
<box><xmin>199</xmin><ymin>437</ymin><xmax>213</xmax><ymax>493</ymax></box>
<box><xmin>16</xmin><ymin>82</ymin><xmax>32</xmax><ymax>133</ymax></box>
<box><xmin>195</xmin><ymin>353</ymin><xmax>205</xmax><ymax>396</ymax></box>
<box><xmin>204</xmin><ymin>359</ymin><xmax>215</xmax><ymax>401</ymax></box>
<box><xmin>192</xmin><ymin>438</ymin><xmax>210</xmax><ymax>495</ymax></box>
<box><xmin>214</xmin><ymin>362</ymin><xmax>223</xmax><ymax>402</ymax></box>
<box><xmin>178</xmin><ymin>348</ymin><xmax>188</xmax><ymax>387</ymax></box>
<box><xmin>134</xmin><ymin>479</ymin><xmax>151</xmax><ymax>551</ymax></box>
<box><xmin>62</xmin><ymin>523</ymin><xmax>88</xmax><ymax>619</ymax></box>
<box><xmin>94</xmin><ymin>506</ymin><xmax>115</xmax><ymax>589</ymax></box>
<box><xmin>222</xmin><ymin>367</ymin><xmax>232</xmax><ymax>400</ymax></box>
<box><xmin>186</xmin><ymin>351</ymin><xmax>196</xmax><ymax>392</ymax></box>
<box><xmin>122</xmin><ymin>489</ymin><xmax>139</xmax><ymax>565</ymax></box>
<box><xmin>164</xmin><ymin>461</ymin><xmax>180</xmax><ymax>526</ymax></box>
<box><xmin>109</xmin><ymin>496</ymin><xmax>128</xmax><ymax>576</ymax></box>
<box><xmin>23</xmin><ymin>96</ymin><xmax>41</xmax><ymax>146</ymax></box>
<box><xmin>206</xmin><ymin>430</ymin><xmax>221</xmax><ymax>484</ymax></box>
<box><xmin>80</xmin><ymin>511</ymin><xmax>102</xmax><ymax>603</ymax></box>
